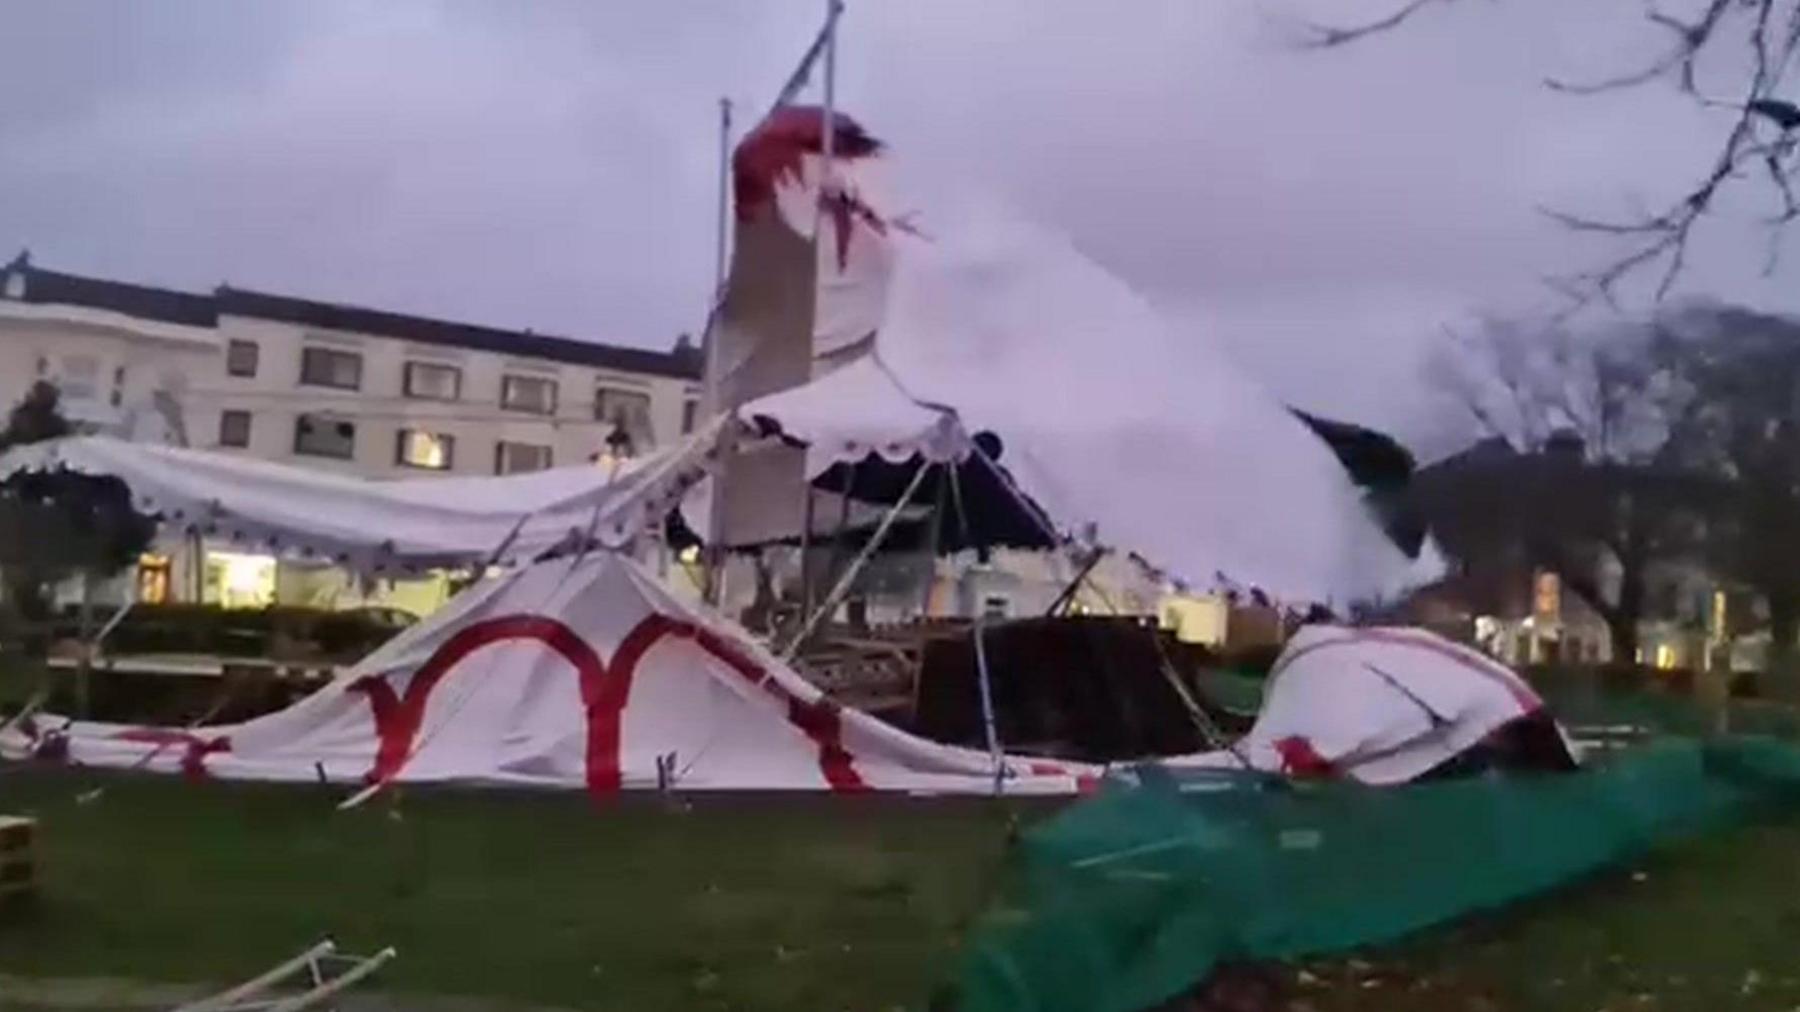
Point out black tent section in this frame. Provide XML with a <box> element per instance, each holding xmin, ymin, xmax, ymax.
<box><xmin>911</xmin><ymin>615</ymin><xmax>1253</xmax><ymax>760</ymax></box>
<box><xmin>1291</xmin><ymin>408</ymin><xmax>1427</xmax><ymax>558</ymax></box>
<box><xmin>733</xmin><ymin>416</ymin><xmax>1057</xmax><ymax>555</ymax></box>
<box><xmin>807</xmin><ymin>432</ymin><xmax>1056</xmax><ymax>554</ymax></box>
<box><xmin>685</xmin><ymin>410</ymin><xmax>1426</xmax><ymax>564</ymax></box>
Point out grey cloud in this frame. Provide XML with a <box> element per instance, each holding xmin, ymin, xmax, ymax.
<box><xmin>1</xmin><ymin>0</ymin><xmax>1796</xmax><ymax>454</ymax></box>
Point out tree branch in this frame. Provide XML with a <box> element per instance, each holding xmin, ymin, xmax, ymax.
<box><xmin>1545</xmin><ymin>0</ymin><xmax>1732</xmax><ymax>96</ymax></box>
<box><xmin>1296</xmin><ymin>0</ymin><xmax>1446</xmax><ymax>49</ymax></box>
<box><xmin>1303</xmin><ymin>0</ymin><xmax>1800</xmax><ymax>303</ymax></box>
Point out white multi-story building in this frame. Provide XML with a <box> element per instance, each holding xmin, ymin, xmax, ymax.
<box><xmin>0</xmin><ymin>252</ymin><xmax>703</xmax><ymax>477</ymax></box>
<box><xmin>0</xmin><ymin>252</ymin><xmax>703</xmax><ymax>611</ymax></box>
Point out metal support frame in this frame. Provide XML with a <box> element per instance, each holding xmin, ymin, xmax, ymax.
<box><xmin>946</xmin><ymin>464</ymin><xmax>1006</xmax><ymax>795</ymax></box>
<box><xmin>798</xmin><ymin>484</ymin><xmax>817</xmax><ymax>621</ymax></box>
<box><xmin>172</xmin><ymin>939</ymin><xmax>397</xmax><ymax>1012</ymax></box>
<box><xmin>1043</xmin><ymin>546</ymin><xmax>1105</xmax><ymax>618</ymax></box>
<box><xmin>779</xmin><ymin>461</ymin><xmax>930</xmax><ymax>663</ymax></box>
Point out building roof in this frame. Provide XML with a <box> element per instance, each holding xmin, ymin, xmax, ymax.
<box><xmin>3</xmin><ymin>253</ymin><xmax>217</xmax><ymax>328</ymax></box>
<box><xmin>215</xmin><ymin>286</ymin><xmax>701</xmax><ymax>380</ymax></box>
<box><xmin>1</xmin><ymin>252</ymin><xmax>702</xmax><ymax>380</ymax></box>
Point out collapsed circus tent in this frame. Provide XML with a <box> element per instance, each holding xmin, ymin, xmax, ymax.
<box><xmin>0</xmin><ymin>551</ymin><xmax>1093</xmax><ymax>795</ymax></box>
<box><xmin>1163</xmin><ymin>625</ymin><xmax>1578</xmax><ymax>785</ymax></box>
<box><xmin>1</xmin><ymin>553</ymin><xmax>1572</xmax><ymax>794</ymax></box>
<box><xmin>0</xmin><ymin>434</ymin><xmax>1566</xmax><ymax>793</ymax></box>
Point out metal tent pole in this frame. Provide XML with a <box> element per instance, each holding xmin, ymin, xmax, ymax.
<box><xmin>947</xmin><ymin>464</ymin><xmax>1004</xmax><ymax>795</ymax></box>
<box><xmin>700</xmin><ymin>98</ymin><xmax>734</xmax><ymax>606</ymax></box>
<box><xmin>820</xmin><ymin>0</ymin><xmax>841</xmax><ymax>170</ymax></box>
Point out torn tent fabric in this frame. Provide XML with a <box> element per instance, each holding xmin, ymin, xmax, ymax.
<box><xmin>0</xmin><ymin>427</ymin><xmax>727</xmax><ymax>574</ymax></box>
<box><xmin>713</xmin><ymin>105</ymin><xmax>1429</xmax><ymax>603</ymax></box>
<box><xmin>0</xmin><ymin>552</ymin><xmax>1092</xmax><ymax>795</ymax></box>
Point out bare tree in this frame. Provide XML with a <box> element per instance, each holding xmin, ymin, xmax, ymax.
<box><xmin>1659</xmin><ymin>303</ymin><xmax>1800</xmax><ymax>670</ymax></box>
<box><xmin>1302</xmin><ymin>0</ymin><xmax>1800</xmax><ymax>303</ymax></box>
<box><xmin>1418</xmin><ymin>317</ymin><xmax>1707</xmax><ymax>660</ymax></box>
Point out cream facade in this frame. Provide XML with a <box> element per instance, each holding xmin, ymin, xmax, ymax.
<box><xmin>1</xmin><ymin>254</ymin><xmax>702</xmax><ymax>614</ymax></box>
<box><xmin>192</xmin><ymin>310</ymin><xmax>701</xmax><ymax>479</ymax></box>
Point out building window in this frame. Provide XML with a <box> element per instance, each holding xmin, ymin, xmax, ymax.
<box><xmin>495</xmin><ymin>441</ymin><xmax>553</xmax><ymax>474</ymax></box>
<box><xmin>396</xmin><ymin>429</ymin><xmax>455</xmax><ymax>470</ymax></box>
<box><xmin>57</xmin><ymin>355</ymin><xmax>98</xmax><ymax>402</ymax></box>
<box><xmin>293</xmin><ymin>414</ymin><xmax>356</xmax><ymax>459</ymax></box>
<box><xmin>403</xmin><ymin>361</ymin><xmax>462</xmax><ymax>401</ymax></box>
<box><xmin>226</xmin><ymin>339</ymin><xmax>260</xmax><ymax>378</ymax></box>
<box><xmin>219</xmin><ymin>410</ymin><xmax>251</xmax><ymax>448</ymax></box>
<box><xmin>501</xmin><ymin>374</ymin><xmax>557</xmax><ymax>415</ymax></box>
<box><xmin>595</xmin><ymin>386</ymin><xmax>653</xmax><ymax>453</ymax></box>
<box><xmin>203</xmin><ymin>550</ymin><xmax>277</xmax><ymax>610</ymax></box>
<box><xmin>681</xmin><ymin>398</ymin><xmax>699</xmax><ymax>435</ymax></box>
<box><xmin>136</xmin><ymin>554</ymin><xmax>171</xmax><ymax>605</ymax></box>
<box><xmin>299</xmin><ymin>347</ymin><xmax>362</xmax><ymax>390</ymax></box>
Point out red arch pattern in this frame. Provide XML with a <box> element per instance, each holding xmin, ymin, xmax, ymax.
<box><xmin>346</xmin><ymin>613</ymin><xmax>869</xmax><ymax>795</ymax></box>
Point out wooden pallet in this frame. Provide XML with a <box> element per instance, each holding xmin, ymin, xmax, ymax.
<box><xmin>0</xmin><ymin>816</ymin><xmax>35</xmax><ymax>902</ymax></box>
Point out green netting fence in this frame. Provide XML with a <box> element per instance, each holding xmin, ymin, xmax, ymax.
<box><xmin>957</xmin><ymin>714</ymin><xmax>1800</xmax><ymax>1011</ymax></box>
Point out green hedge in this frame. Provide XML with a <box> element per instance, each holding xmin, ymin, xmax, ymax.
<box><xmin>53</xmin><ymin>603</ymin><xmax>406</xmax><ymax>663</ymax></box>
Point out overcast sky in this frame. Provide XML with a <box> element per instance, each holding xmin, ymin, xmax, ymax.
<box><xmin>3</xmin><ymin>1</ymin><xmax>1796</xmax><ymax>456</ymax></box>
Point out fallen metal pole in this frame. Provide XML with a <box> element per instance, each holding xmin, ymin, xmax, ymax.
<box><xmin>265</xmin><ymin>948</ymin><xmax>398</xmax><ymax>1012</ymax></box>
<box><xmin>173</xmin><ymin>940</ymin><xmax>337</xmax><ymax>1012</ymax></box>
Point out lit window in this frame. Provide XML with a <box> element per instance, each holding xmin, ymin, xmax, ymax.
<box><xmin>136</xmin><ymin>554</ymin><xmax>170</xmax><ymax>605</ymax></box>
<box><xmin>299</xmin><ymin>347</ymin><xmax>362</xmax><ymax>390</ymax></box>
<box><xmin>204</xmin><ymin>551</ymin><xmax>276</xmax><ymax>610</ymax></box>
<box><xmin>495</xmin><ymin>441</ymin><xmax>553</xmax><ymax>474</ymax></box>
<box><xmin>595</xmin><ymin>386</ymin><xmax>653</xmax><ymax>452</ymax></box>
<box><xmin>294</xmin><ymin>414</ymin><xmax>356</xmax><ymax>459</ymax></box>
<box><xmin>403</xmin><ymin>361</ymin><xmax>462</xmax><ymax>401</ymax></box>
<box><xmin>502</xmin><ymin>374</ymin><xmax>557</xmax><ymax>415</ymax></box>
<box><xmin>226</xmin><ymin>339</ymin><xmax>259</xmax><ymax>378</ymax></box>
<box><xmin>396</xmin><ymin>429</ymin><xmax>455</xmax><ymax>470</ymax></box>
<box><xmin>219</xmin><ymin>410</ymin><xmax>251</xmax><ymax>448</ymax></box>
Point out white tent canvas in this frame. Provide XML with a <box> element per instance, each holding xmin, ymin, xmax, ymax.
<box><xmin>713</xmin><ymin>106</ymin><xmax>1428</xmax><ymax>604</ymax></box>
<box><xmin>1166</xmin><ymin>625</ymin><xmax>1577</xmax><ymax>785</ymax></box>
<box><xmin>0</xmin><ymin>427</ymin><xmax>724</xmax><ymax>574</ymax></box>
<box><xmin>0</xmin><ymin>552</ymin><xmax>1093</xmax><ymax>795</ymax></box>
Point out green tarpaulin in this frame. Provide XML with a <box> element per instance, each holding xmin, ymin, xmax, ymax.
<box><xmin>958</xmin><ymin>735</ymin><xmax>1800</xmax><ymax>1012</ymax></box>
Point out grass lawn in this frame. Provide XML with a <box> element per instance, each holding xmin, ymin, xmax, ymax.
<box><xmin>0</xmin><ymin>767</ymin><xmax>1039</xmax><ymax>1011</ymax></box>
<box><xmin>6</xmin><ymin>766</ymin><xmax>1800</xmax><ymax>1011</ymax></box>
<box><xmin>1229</xmin><ymin>811</ymin><xmax>1800</xmax><ymax>1012</ymax></box>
